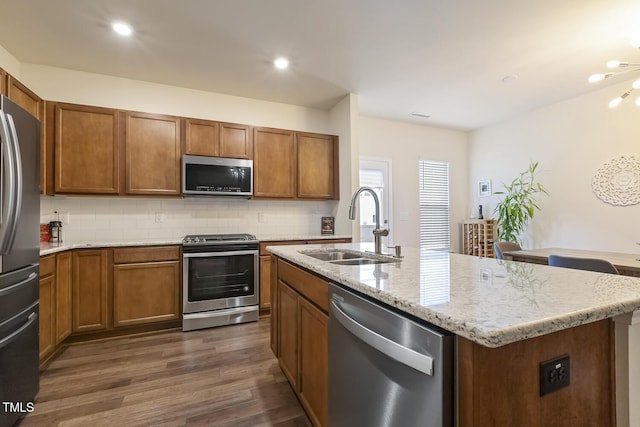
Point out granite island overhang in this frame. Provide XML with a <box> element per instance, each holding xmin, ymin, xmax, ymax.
<box><xmin>267</xmin><ymin>242</ymin><xmax>640</xmax><ymax>348</ymax></box>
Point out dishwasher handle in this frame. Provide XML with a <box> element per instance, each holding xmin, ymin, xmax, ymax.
<box><xmin>330</xmin><ymin>299</ymin><xmax>434</xmax><ymax>376</ymax></box>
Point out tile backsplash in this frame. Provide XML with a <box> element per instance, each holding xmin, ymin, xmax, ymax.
<box><xmin>40</xmin><ymin>196</ymin><xmax>339</xmax><ymax>242</ymax></box>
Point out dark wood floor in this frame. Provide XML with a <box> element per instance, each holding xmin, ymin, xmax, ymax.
<box><xmin>21</xmin><ymin>317</ymin><xmax>310</xmax><ymax>426</ymax></box>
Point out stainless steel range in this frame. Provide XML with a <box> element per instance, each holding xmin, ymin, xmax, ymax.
<box><xmin>182</xmin><ymin>233</ymin><xmax>259</xmax><ymax>331</ymax></box>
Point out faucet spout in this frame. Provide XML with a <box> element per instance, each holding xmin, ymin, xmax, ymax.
<box><xmin>348</xmin><ymin>186</ymin><xmax>388</xmax><ymax>254</ymax></box>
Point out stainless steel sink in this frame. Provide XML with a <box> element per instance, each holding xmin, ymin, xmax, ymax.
<box><xmin>329</xmin><ymin>258</ymin><xmax>393</xmax><ymax>265</ymax></box>
<box><xmin>300</xmin><ymin>249</ymin><xmax>399</xmax><ymax>265</ymax></box>
<box><xmin>301</xmin><ymin>250</ymin><xmax>363</xmax><ymax>261</ymax></box>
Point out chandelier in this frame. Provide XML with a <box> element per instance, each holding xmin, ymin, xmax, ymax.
<box><xmin>589</xmin><ymin>37</ymin><xmax>640</xmax><ymax>108</ymax></box>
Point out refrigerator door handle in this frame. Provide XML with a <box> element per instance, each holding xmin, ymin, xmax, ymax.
<box><xmin>0</xmin><ymin>312</ymin><xmax>37</xmax><ymax>350</ymax></box>
<box><xmin>5</xmin><ymin>113</ymin><xmax>23</xmax><ymax>251</ymax></box>
<box><xmin>0</xmin><ymin>111</ymin><xmax>18</xmax><ymax>255</ymax></box>
<box><xmin>0</xmin><ymin>272</ymin><xmax>37</xmax><ymax>297</ymax></box>
<box><xmin>330</xmin><ymin>299</ymin><xmax>434</xmax><ymax>376</ymax></box>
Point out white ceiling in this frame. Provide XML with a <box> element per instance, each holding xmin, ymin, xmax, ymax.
<box><xmin>1</xmin><ymin>0</ymin><xmax>639</xmax><ymax>130</ymax></box>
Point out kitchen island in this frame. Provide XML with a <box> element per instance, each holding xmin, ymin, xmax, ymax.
<box><xmin>267</xmin><ymin>242</ymin><xmax>640</xmax><ymax>427</ymax></box>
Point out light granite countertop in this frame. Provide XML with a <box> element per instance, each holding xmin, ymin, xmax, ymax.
<box><xmin>267</xmin><ymin>242</ymin><xmax>640</xmax><ymax>348</ymax></box>
<box><xmin>39</xmin><ymin>234</ymin><xmax>352</xmax><ymax>256</ymax></box>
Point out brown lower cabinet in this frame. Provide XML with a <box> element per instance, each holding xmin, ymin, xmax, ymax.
<box><xmin>72</xmin><ymin>249</ymin><xmax>111</xmax><ymax>332</ymax></box>
<box><xmin>38</xmin><ymin>255</ymin><xmax>56</xmax><ymax>362</ymax></box>
<box><xmin>273</xmin><ymin>258</ymin><xmax>329</xmax><ymax>427</ymax></box>
<box><xmin>55</xmin><ymin>251</ymin><xmax>72</xmax><ymax>344</ymax></box>
<box><xmin>112</xmin><ymin>246</ymin><xmax>180</xmax><ymax>327</ymax></box>
<box><xmin>39</xmin><ymin>245</ymin><xmax>181</xmax><ymax>364</ymax></box>
<box><xmin>38</xmin><ymin>252</ymin><xmax>73</xmax><ymax>365</ymax></box>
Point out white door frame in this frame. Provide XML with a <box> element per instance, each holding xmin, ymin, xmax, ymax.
<box><xmin>359</xmin><ymin>156</ymin><xmax>393</xmax><ymax>245</ymax></box>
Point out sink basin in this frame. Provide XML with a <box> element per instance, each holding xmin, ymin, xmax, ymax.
<box><xmin>329</xmin><ymin>258</ymin><xmax>393</xmax><ymax>265</ymax></box>
<box><xmin>300</xmin><ymin>249</ymin><xmax>399</xmax><ymax>265</ymax></box>
<box><xmin>301</xmin><ymin>250</ymin><xmax>363</xmax><ymax>261</ymax></box>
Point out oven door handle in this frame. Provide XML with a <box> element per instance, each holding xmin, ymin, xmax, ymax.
<box><xmin>183</xmin><ymin>250</ymin><xmax>258</xmax><ymax>258</ymax></box>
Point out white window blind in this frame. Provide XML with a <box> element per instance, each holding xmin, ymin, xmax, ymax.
<box><xmin>359</xmin><ymin>168</ymin><xmax>384</xmax><ymax>188</ymax></box>
<box><xmin>419</xmin><ymin>160</ymin><xmax>450</xmax><ymax>251</ymax></box>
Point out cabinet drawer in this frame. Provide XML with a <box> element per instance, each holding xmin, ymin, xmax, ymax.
<box><xmin>40</xmin><ymin>254</ymin><xmax>56</xmax><ymax>277</ymax></box>
<box><xmin>278</xmin><ymin>259</ymin><xmax>328</xmax><ymax>313</ymax></box>
<box><xmin>113</xmin><ymin>246</ymin><xmax>180</xmax><ymax>264</ymax></box>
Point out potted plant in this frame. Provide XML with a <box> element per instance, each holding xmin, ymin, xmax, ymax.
<box><xmin>494</xmin><ymin>161</ymin><xmax>548</xmax><ymax>245</ymax></box>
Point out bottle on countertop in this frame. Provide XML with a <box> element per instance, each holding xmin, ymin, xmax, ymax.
<box><xmin>478</xmin><ymin>205</ymin><xmax>483</xmax><ymax>220</ymax></box>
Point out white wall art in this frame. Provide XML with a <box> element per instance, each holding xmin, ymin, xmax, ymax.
<box><xmin>591</xmin><ymin>156</ymin><xmax>640</xmax><ymax>206</ymax></box>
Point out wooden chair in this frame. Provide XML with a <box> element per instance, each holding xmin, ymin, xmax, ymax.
<box><xmin>548</xmin><ymin>255</ymin><xmax>619</xmax><ymax>274</ymax></box>
<box><xmin>493</xmin><ymin>241</ymin><xmax>521</xmax><ymax>260</ymax></box>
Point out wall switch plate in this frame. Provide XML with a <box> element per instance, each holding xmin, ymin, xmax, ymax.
<box><xmin>154</xmin><ymin>212</ymin><xmax>163</xmax><ymax>223</ymax></box>
<box><xmin>539</xmin><ymin>354</ymin><xmax>570</xmax><ymax>396</ymax></box>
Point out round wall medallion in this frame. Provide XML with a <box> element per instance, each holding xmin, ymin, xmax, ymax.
<box><xmin>591</xmin><ymin>156</ymin><xmax>640</xmax><ymax>206</ymax></box>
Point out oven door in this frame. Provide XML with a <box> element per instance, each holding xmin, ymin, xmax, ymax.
<box><xmin>183</xmin><ymin>250</ymin><xmax>258</xmax><ymax>314</ymax></box>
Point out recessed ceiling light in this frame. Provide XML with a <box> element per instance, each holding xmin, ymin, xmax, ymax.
<box><xmin>112</xmin><ymin>21</ymin><xmax>133</xmax><ymax>36</ymax></box>
<box><xmin>409</xmin><ymin>112</ymin><xmax>430</xmax><ymax>119</ymax></box>
<box><xmin>274</xmin><ymin>57</ymin><xmax>289</xmax><ymax>70</ymax></box>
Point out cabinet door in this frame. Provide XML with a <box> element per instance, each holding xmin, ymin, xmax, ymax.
<box><xmin>253</xmin><ymin>127</ymin><xmax>295</xmax><ymax>198</ymax></box>
<box><xmin>72</xmin><ymin>249</ymin><xmax>110</xmax><ymax>332</ymax></box>
<box><xmin>259</xmin><ymin>255</ymin><xmax>271</xmax><ymax>310</ymax></box>
<box><xmin>278</xmin><ymin>281</ymin><xmax>299</xmax><ymax>388</ymax></box>
<box><xmin>184</xmin><ymin>118</ymin><xmax>219</xmax><ymax>157</ymax></box>
<box><xmin>297</xmin><ymin>132</ymin><xmax>337</xmax><ymax>199</ymax></box>
<box><xmin>55</xmin><ymin>251</ymin><xmax>73</xmax><ymax>345</ymax></box>
<box><xmin>6</xmin><ymin>75</ymin><xmax>50</xmax><ymax>195</ymax></box>
<box><xmin>113</xmin><ymin>260</ymin><xmax>180</xmax><ymax>327</ymax></box>
<box><xmin>270</xmin><ymin>255</ymin><xmax>278</xmax><ymax>356</ymax></box>
<box><xmin>38</xmin><ymin>275</ymin><xmax>56</xmax><ymax>361</ymax></box>
<box><xmin>54</xmin><ymin>103</ymin><xmax>120</xmax><ymax>194</ymax></box>
<box><xmin>125</xmin><ymin>112</ymin><xmax>181</xmax><ymax>195</ymax></box>
<box><xmin>0</xmin><ymin>68</ymin><xmax>6</xmax><ymax>95</ymax></box>
<box><xmin>299</xmin><ymin>298</ymin><xmax>329</xmax><ymax>427</ymax></box>
<box><xmin>220</xmin><ymin>122</ymin><xmax>251</xmax><ymax>159</ymax></box>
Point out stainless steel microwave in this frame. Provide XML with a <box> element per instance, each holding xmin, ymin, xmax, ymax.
<box><xmin>182</xmin><ymin>155</ymin><xmax>253</xmax><ymax>197</ymax></box>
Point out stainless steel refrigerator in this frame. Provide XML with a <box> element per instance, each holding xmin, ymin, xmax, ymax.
<box><xmin>0</xmin><ymin>95</ymin><xmax>40</xmax><ymax>427</ymax></box>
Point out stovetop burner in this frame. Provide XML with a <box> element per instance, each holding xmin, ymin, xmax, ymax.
<box><xmin>183</xmin><ymin>233</ymin><xmax>258</xmax><ymax>245</ymax></box>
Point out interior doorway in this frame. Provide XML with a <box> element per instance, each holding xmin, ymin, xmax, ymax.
<box><xmin>358</xmin><ymin>157</ymin><xmax>393</xmax><ymax>245</ymax></box>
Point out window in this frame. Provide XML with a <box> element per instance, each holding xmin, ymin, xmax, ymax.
<box><xmin>419</xmin><ymin>160</ymin><xmax>450</xmax><ymax>251</ymax></box>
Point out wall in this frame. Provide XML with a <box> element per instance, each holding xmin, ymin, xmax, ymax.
<box><xmin>6</xmin><ymin>62</ymin><xmax>351</xmax><ymax>240</ymax></box>
<box><xmin>358</xmin><ymin>116</ymin><xmax>469</xmax><ymax>251</ymax></box>
<box><xmin>469</xmin><ymin>77</ymin><xmax>640</xmax><ymax>253</ymax></box>
<box><xmin>330</xmin><ymin>93</ymin><xmax>359</xmax><ymax>237</ymax></box>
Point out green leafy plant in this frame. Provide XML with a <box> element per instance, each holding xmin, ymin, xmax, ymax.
<box><xmin>494</xmin><ymin>161</ymin><xmax>548</xmax><ymax>245</ymax></box>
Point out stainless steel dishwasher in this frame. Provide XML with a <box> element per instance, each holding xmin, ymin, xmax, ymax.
<box><xmin>329</xmin><ymin>284</ymin><xmax>453</xmax><ymax>427</ymax></box>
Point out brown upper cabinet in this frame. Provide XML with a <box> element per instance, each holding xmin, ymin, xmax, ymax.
<box><xmin>253</xmin><ymin>127</ymin><xmax>339</xmax><ymax>200</ymax></box>
<box><xmin>297</xmin><ymin>132</ymin><xmax>338</xmax><ymax>200</ymax></box>
<box><xmin>253</xmin><ymin>127</ymin><xmax>296</xmax><ymax>198</ymax></box>
<box><xmin>2</xmin><ymin>73</ymin><xmax>51</xmax><ymax>194</ymax></box>
<box><xmin>53</xmin><ymin>103</ymin><xmax>121</xmax><ymax>194</ymax></box>
<box><xmin>0</xmin><ymin>68</ymin><xmax>6</xmax><ymax>95</ymax></box>
<box><xmin>125</xmin><ymin>112</ymin><xmax>181</xmax><ymax>196</ymax></box>
<box><xmin>185</xmin><ymin>118</ymin><xmax>252</xmax><ymax>159</ymax></box>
